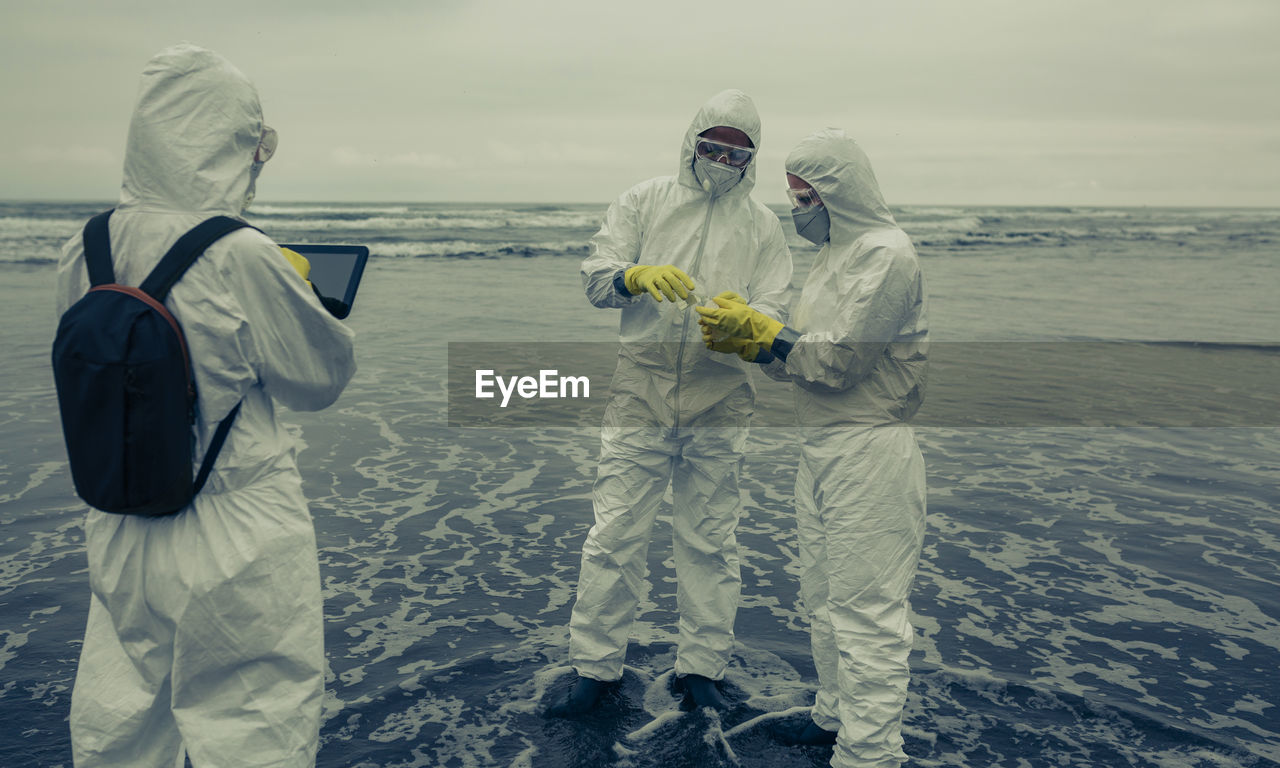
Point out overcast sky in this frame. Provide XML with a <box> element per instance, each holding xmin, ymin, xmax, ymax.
<box><xmin>2</xmin><ymin>0</ymin><xmax>1277</xmax><ymax>207</ymax></box>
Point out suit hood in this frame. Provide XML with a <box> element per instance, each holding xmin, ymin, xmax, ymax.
<box><xmin>784</xmin><ymin>128</ymin><xmax>896</xmax><ymax>245</ymax></box>
<box><xmin>676</xmin><ymin>89</ymin><xmax>761</xmax><ymax>197</ymax></box>
<box><xmin>119</xmin><ymin>43</ymin><xmax>264</xmax><ymax>215</ymax></box>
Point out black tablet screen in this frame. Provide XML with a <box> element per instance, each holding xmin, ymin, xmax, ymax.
<box><xmin>280</xmin><ymin>244</ymin><xmax>369</xmax><ymax>317</ymax></box>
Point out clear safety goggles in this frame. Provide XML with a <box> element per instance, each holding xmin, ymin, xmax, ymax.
<box><xmin>694</xmin><ymin>138</ymin><xmax>754</xmax><ymax>168</ymax></box>
<box><xmin>786</xmin><ymin>185</ymin><xmax>823</xmax><ymax>211</ymax></box>
<box><xmin>255</xmin><ymin>126</ymin><xmax>279</xmax><ymax>163</ymax></box>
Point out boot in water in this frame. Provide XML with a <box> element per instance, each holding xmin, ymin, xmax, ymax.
<box><xmin>547</xmin><ymin>675</ymin><xmax>611</xmax><ymax>718</ymax></box>
<box><xmin>682</xmin><ymin>674</ymin><xmax>729</xmax><ymax>710</ymax></box>
<box><xmin>775</xmin><ymin>719</ymin><xmax>838</xmax><ymax>746</ymax></box>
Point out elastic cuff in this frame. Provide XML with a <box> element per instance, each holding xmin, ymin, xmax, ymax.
<box><xmin>770</xmin><ymin>325</ymin><xmax>801</xmax><ymax>362</ymax></box>
<box><xmin>753</xmin><ymin>347</ymin><xmax>775</xmax><ymax>364</ymax></box>
<box><xmin>613</xmin><ymin>269</ymin><xmax>634</xmax><ymax>297</ymax></box>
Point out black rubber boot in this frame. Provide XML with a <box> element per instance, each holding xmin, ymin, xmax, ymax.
<box><xmin>547</xmin><ymin>675</ymin><xmax>611</xmax><ymax>718</ymax></box>
<box><xmin>681</xmin><ymin>674</ymin><xmax>730</xmax><ymax>710</ymax></box>
<box><xmin>776</xmin><ymin>719</ymin><xmax>838</xmax><ymax>746</ymax></box>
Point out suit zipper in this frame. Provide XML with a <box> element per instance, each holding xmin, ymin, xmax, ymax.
<box><xmin>671</xmin><ymin>196</ymin><xmax>716</xmax><ymax>438</ymax></box>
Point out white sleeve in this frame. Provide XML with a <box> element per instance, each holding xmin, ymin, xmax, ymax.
<box><xmin>223</xmin><ymin>233</ymin><xmax>356</xmax><ymax>412</ymax></box>
<box><xmin>745</xmin><ymin>211</ymin><xmax>792</xmax><ymax>322</ymax></box>
<box><xmin>784</xmin><ymin>245</ymin><xmax>916</xmax><ymax>392</ymax></box>
<box><xmin>581</xmin><ymin>185</ymin><xmax>646</xmax><ymax>309</ymax></box>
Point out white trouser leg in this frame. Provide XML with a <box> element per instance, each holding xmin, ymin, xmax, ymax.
<box><xmin>795</xmin><ymin>458</ymin><xmax>842</xmax><ymax>731</ymax></box>
<box><xmin>569</xmin><ymin>422</ymin><xmax>674</xmax><ymax>681</ymax></box>
<box><xmin>808</xmin><ymin>427</ymin><xmax>926</xmax><ymax>768</ymax></box>
<box><xmin>71</xmin><ymin>594</ymin><xmax>184</xmax><ymax>768</ymax></box>
<box><xmin>670</xmin><ymin>427</ymin><xmax>744</xmax><ymax>679</ymax></box>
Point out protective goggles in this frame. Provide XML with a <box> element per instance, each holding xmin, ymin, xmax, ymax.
<box><xmin>786</xmin><ymin>186</ymin><xmax>823</xmax><ymax>211</ymax></box>
<box><xmin>694</xmin><ymin>138</ymin><xmax>754</xmax><ymax>168</ymax></box>
<box><xmin>255</xmin><ymin>126</ymin><xmax>279</xmax><ymax>163</ymax></box>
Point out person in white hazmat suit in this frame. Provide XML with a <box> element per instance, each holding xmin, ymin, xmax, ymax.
<box><xmin>550</xmin><ymin>89</ymin><xmax>793</xmax><ymax>716</ymax></box>
<box><xmin>56</xmin><ymin>44</ymin><xmax>355</xmax><ymax>767</ymax></box>
<box><xmin>697</xmin><ymin>128</ymin><xmax>928</xmax><ymax>766</ymax></box>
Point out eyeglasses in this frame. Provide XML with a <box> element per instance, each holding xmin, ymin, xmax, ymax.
<box><xmin>255</xmin><ymin>126</ymin><xmax>278</xmax><ymax>163</ymax></box>
<box><xmin>695</xmin><ymin>138</ymin><xmax>754</xmax><ymax>168</ymax></box>
<box><xmin>786</xmin><ymin>186</ymin><xmax>823</xmax><ymax>211</ymax></box>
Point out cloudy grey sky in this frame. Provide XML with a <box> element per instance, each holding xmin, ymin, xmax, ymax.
<box><xmin>2</xmin><ymin>0</ymin><xmax>1277</xmax><ymax>207</ymax></box>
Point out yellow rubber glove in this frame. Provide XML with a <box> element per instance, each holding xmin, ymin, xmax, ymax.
<box><xmin>696</xmin><ymin>290</ymin><xmax>745</xmax><ymax>336</ymax></box>
<box><xmin>700</xmin><ymin>323</ymin><xmax>762</xmax><ymax>361</ymax></box>
<box><xmin>281</xmin><ymin>247</ymin><xmax>313</xmax><ymax>287</ymax></box>
<box><xmin>695</xmin><ymin>291</ymin><xmax>784</xmax><ymax>350</ymax></box>
<box><xmin>624</xmin><ymin>264</ymin><xmax>695</xmax><ymax>303</ymax></box>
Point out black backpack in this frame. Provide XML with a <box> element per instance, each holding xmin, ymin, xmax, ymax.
<box><xmin>52</xmin><ymin>209</ymin><xmax>252</xmax><ymax>517</ymax></box>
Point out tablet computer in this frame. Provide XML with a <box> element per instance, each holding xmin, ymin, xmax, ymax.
<box><xmin>280</xmin><ymin>244</ymin><xmax>369</xmax><ymax>319</ymax></box>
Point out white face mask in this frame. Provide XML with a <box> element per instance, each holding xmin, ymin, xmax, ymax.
<box><xmin>792</xmin><ymin>205</ymin><xmax>831</xmax><ymax>245</ymax></box>
<box><xmin>693</xmin><ymin>157</ymin><xmax>745</xmax><ymax>197</ymax></box>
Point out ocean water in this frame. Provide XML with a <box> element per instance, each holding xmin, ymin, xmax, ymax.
<box><xmin>1</xmin><ymin>200</ymin><xmax>1278</xmax><ymax>767</ymax></box>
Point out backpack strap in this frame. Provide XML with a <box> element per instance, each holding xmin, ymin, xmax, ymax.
<box><xmin>135</xmin><ymin>215</ymin><xmax>259</xmax><ymax>501</ymax></box>
<box><xmin>83</xmin><ymin>209</ymin><xmax>116</xmax><ymax>286</ymax></box>
<box><xmin>140</xmin><ymin>216</ymin><xmax>259</xmax><ymax>301</ymax></box>
<box><xmin>192</xmin><ymin>401</ymin><xmax>242</xmax><ymax>495</ymax></box>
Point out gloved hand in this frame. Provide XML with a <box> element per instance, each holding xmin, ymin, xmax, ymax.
<box><xmin>701</xmin><ymin>324</ymin><xmax>764</xmax><ymax>362</ymax></box>
<box><xmin>696</xmin><ymin>291</ymin><xmax>784</xmax><ymax>350</ymax></box>
<box><xmin>697</xmin><ymin>290</ymin><xmax>746</xmax><ymax>333</ymax></box>
<box><xmin>624</xmin><ymin>264</ymin><xmax>695</xmax><ymax>303</ymax></box>
<box><xmin>281</xmin><ymin>247</ymin><xmax>313</xmax><ymax>286</ymax></box>
<box><xmin>283</xmin><ymin>247</ymin><xmax>350</xmax><ymax>318</ymax></box>
<box><xmin>312</xmin><ymin>283</ymin><xmax>352</xmax><ymax>319</ymax></box>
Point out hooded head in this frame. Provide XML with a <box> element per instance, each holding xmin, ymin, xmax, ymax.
<box><xmin>784</xmin><ymin>128</ymin><xmax>896</xmax><ymax>245</ymax></box>
<box><xmin>677</xmin><ymin>89</ymin><xmax>761</xmax><ymax>198</ymax></box>
<box><xmin>119</xmin><ymin>43</ymin><xmax>266</xmax><ymax>215</ymax></box>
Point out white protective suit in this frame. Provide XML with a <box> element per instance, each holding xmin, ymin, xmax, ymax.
<box><xmin>56</xmin><ymin>44</ymin><xmax>355</xmax><ymax>767</ymax></box>
<box><xmin>570</xmin><ymin>90</ymin><xmax>793</xmax><ymax>682</ymax></box>
<box><xmin>771</xmin><ymin>129</ymin><xmax>928</xmax><ymax>767</ymax></box>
